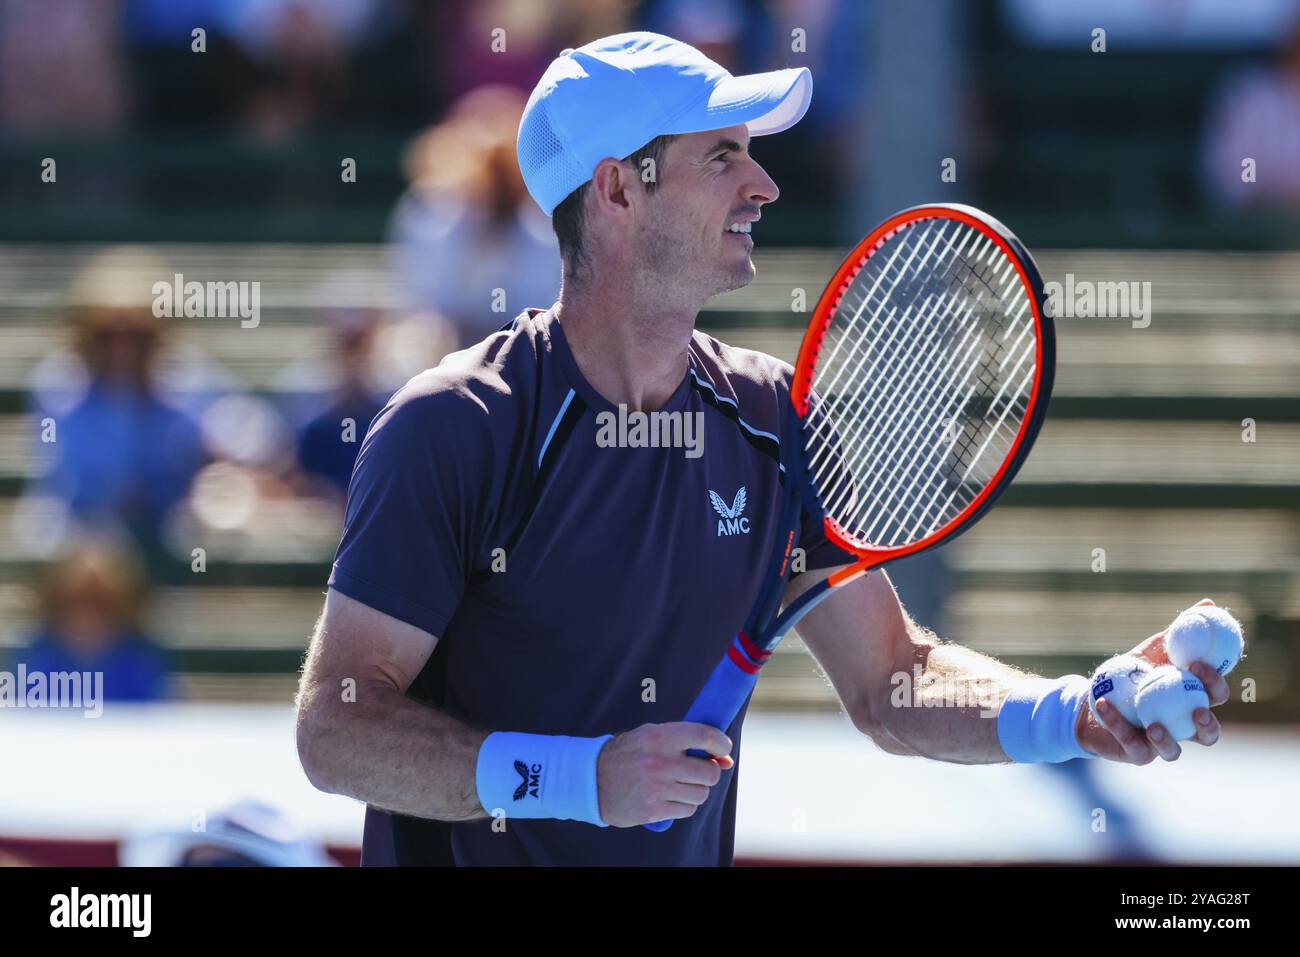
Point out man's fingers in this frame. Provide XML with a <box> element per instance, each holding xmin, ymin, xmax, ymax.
<box><xmin>1132</xmin><ymin>631</ymin><xmax>1171</xmax><ymax>665</ymax></box>
<box><xmin>599</xmin><ymin>722</ymin><xmax>741</xmax><ymax>827</ymax></box>
<box><xmin>1135</xmin><ymin>598</ymin><xmax>1219</xmax><ymax>667</ymax></box>
<box><xmin>1094</xmin><ymin>604</ymin><xmax>1229</xmax><ymax>764</ymax></box>
<box><xmin>668</xmin><ymin>753</ymin><xmax>725</xmax><ymax>787</ymax></box>
<box><xmin>1094</xmin><ymin>698</ymin><xmax>1157</xmax><ymax>765</ymax></box>
<box><xmin>1189</xmin><ymin>660</ymin><xmax>1230</xmax><ymax>706</ymax></box>
<box><xmin>660</xmin><ymin>722</ymin><xmax>733</xmax><ymax>760</ymax></box>
<box><xmin>663</xmin><ymin>782</ymin><xmax>712</xmax><ymax>807</ymax></box>
<box><xmin>646</xmin><ymin>781</ymin><xmax>717</xmax><ymax>823</ymax></box>
<box><xmin>656</xmin><ymin>800</ymin><xmax>700</xmax><ymax>821</ymax></box>
<box><xmin>1190</xmin><ymin>708</ymin><xmax>1221</xmax><ymax>747</ymax></box>
<box><xmin>1144</xmin><ymin>723</ymin><xmax>1183</xmax><ymax>762</ymax></box>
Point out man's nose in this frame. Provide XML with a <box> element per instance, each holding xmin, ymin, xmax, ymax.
<box><xmin>746</xmin><ymin>161</ymin><xmax>779</xmax><ymax>206</ymax></box>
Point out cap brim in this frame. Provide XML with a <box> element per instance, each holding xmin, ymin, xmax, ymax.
<box><xmin>678</xmin><ymin>66</ymin><xmax>812</xmax><ymax>136</ymax></box>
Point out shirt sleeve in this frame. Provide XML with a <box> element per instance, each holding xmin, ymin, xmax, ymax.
<box><xmin>328</xmin><ymin>383</ymin><xmax>490</xmax><ymax>637</ymax></box>
<box><xmin>797</xmin><ymin>505</ymin><xmax>859</xmax><ymax>574</ymax></box>
<box><xmin>786</xmin><ymin>380</ymin><xmax>859</xmax><ymax>574</ymax></box>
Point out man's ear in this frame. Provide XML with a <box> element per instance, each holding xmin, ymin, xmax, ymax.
<box><xmin>589</xmin><ymin>157</ymin><xmax>633</xmax><ymax>215</ymax></box>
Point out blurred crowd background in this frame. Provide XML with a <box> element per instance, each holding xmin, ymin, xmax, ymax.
<box><xmin>1</xmin><ymin>0</ymin><xmax>1299</xmax><ymax>865</ymax></box>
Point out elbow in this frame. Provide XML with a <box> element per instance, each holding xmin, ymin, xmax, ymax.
<box><xmin>847</xmin><ymin>688</ymin><xmax>887</xmax><ymax>741</ymax></box>
<box><xmin>848</xmin><ymin>686</ymin><xmax>907</xmax><ymax>754</ymax></box>
<box><xmin>295</xmin><ymin>696</ymin><xmax>339</xmax><ymax>795</ymax></box>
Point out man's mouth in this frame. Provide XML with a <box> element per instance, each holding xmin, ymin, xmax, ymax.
<box><xmin>725</xmin><ymin>222</ymin><xmax>752</xmax><ymax>235</ymax></box>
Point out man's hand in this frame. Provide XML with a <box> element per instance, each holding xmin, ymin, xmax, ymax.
<box><xmin>596</xmin><ymin>722</ymin><xmax>734</xmax><ymax>827</ymax></box>
<box><xmin>1078</xmin><ymin>598</ymin><xmax>1230</xmax><ymax>763</ymax></box>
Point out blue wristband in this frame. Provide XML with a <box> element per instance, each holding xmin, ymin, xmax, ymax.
<box><xmin>997</xmin><ymin>675</ymin><xmax>1097</xmax><ymax>764</ymax></box>
<box><xmin>475</xmin><ymin>732</ymin><xmax>613</xmax><ymax>826</ymax></box>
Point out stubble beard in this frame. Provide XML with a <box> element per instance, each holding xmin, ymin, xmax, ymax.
<box><xmin>637</xmin><ymin>220</ymin><xmax>755</xmax><ymax>308</ymax></box>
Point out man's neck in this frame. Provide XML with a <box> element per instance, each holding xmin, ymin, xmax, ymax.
<box><xmin>553</xmin><ymin>273</ymin><xmax>702</xmax><ymax>412</ymax></box>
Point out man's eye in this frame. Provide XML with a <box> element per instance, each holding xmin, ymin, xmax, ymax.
<box><xmin>713</xmin><ymin>154</ymin><xmax>730</xmax><ymax>163</ymax></box>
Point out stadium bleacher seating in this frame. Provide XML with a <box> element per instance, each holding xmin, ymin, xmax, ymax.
<box><xmin>0</xmin><ymin>246</ymin><xmax>1295</xmax><ymax>718</ymax></box>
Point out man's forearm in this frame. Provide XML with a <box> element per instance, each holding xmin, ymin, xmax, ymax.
<box><xmin>296</xmin><ymin>678</ymin><xmax>489</xmax><ymax>822</ymax></box>
<box><xmin>869</xmin><ymin>631</ymin><xmax>1036</xmax><ymax>765</ymax></box>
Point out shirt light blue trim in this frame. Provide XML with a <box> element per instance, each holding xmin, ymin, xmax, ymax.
<box><xmin>689</xmin><ymin>369</ymin><xmax>786</xmax><ymax>473</ymax></box>
<box><xmin>538</xmin><ymin>388</ymin><xmax>577</xmax><ymax>469</ymax></box>
<box><xmin>688</xmin><ymin>370</ymin><xmax>780</xmax><ymax>444</ymax></box>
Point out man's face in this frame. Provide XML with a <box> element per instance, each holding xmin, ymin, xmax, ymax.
<box><xmin>633</xmin><ymin>125</ymin><xmax>779</xmax><ymax>300</ymax></box>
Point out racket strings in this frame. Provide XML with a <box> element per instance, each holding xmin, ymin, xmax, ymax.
<box><xmin>802</xmin><ymin>216</ymin><xmax>1039</xmax><ymax>549</ymax></box>
<box><xmin>809</xmin><ymin>224</ymin><xmax>994</xmax><ymax>495</ymax></box>
<box><xmin>803</xmin><ymin>223</ymin><xmax>980</xmax><ymax>485</ymax></box>
<box><xmin>825</xmin><ymin>235</ymin><xmax>1032</xmax><ymax>542</ymax></box>
<box><xmin>848</xmin><ymin>253</ymin><xmax>1032</xmax><ymax>541</ymax></box>
<box><xmin>825</xmin><ymin>261</ymin><xmax>1010</xmax><ymax>536</ymax></box>
<box><xmin>806</xmin><ymin>222</ymin><xmax>984</xmax><ymax>452</ymax></box>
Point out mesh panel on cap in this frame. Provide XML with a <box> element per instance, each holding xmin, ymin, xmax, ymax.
<box><xmin>518</xmin><ymin>96</ymin><xmax>588</xmax><ymax>213</ymax></box>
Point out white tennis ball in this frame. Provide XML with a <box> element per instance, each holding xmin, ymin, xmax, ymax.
<box><xmin>1134</xmin><ymin>665</ymin><xmax>1209</xmax><ymax>741</ymax></box>
<box><xmin>1088</xmin><ymin>654</ymin><xmax>1152</xmax><ymax>725</ymax></box>
<box><xmin>1165</xmin><ymin>606</ymin><xmax>1243</xmax><ymax>675</ymax></box>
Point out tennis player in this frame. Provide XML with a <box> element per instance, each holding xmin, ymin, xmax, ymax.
<box><xmin>296</xmin><ymin>32</ymin><xmax>1227</xmax><ymax>866</ymax></box>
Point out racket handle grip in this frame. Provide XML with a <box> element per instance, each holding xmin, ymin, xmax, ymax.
<box><xmin>643</xmin><ymin>635</ymin><xmax>765</xmax><ymax>832</ymax></box>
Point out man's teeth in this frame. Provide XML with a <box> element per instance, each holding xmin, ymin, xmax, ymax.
<box><xmin>726</xmin><ymin>223</ymin><xmax>752</xmax><ymax>234</ymax></box>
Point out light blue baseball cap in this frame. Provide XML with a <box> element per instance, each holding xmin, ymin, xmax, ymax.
<box><xmin>518</xmin><ymin>31</ymin><xmax>813</xmax><ymax>215</ymax></box>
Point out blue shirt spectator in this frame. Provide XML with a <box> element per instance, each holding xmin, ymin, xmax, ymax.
<box><xmin>16</xmin><ymin>536</ymin><xmax>172</xmax><ymax>705</ymax></box>
<box><xmin>297</xmin><ymin>393</ymin><xmax>386</xmax><ymax>494</ymax></box>
<box><xmin>17</xmin><ymin>629</ymin><xmax>170</xmax><ymax>703</ymax></box>
<box><xmin>45</xmin><ymin>380</ymin><xmax>204</xmax><ymax>537</ymax></box>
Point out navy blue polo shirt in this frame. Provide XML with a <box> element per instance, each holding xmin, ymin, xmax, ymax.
<box><xmin>329</xmin><ymin>308</ymin><xmax>853</xmax><ymax>865</ymax></box>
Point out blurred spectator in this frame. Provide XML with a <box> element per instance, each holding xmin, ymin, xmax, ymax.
<box><xmin>296</xmin><ymin>308</ymin><xmax>388</xmax><ymax>495</ymax></box>
<box><xmin>388</xmin><ymin>85</ymin><xmax>560</xmax><ymax>346</ymax></box>
<box><xmin>1201</xmin><ymin>16</ymin><xmax>1300</xmax><ymax>210</ymax></box>
<box><xmin>30</xmin><ymin>248</ymin><xmax>206</xmax><ymax>555</ymax></box>
<box><xmin>0</xmin><ymin>0</ymin><xmax>129</xmax><ymax>135</ymax></box>
<box><xmin>125</xmin><ymin>0</ymin><xmax>390</xmax><ymax>138</ymax></box>
<box><xmin>14</xmin><ymin>539</ymin><xmax>171</xmax><ymax>703</ymax></box>
<box><xmin>642</xmin><ymin>0</ymin><xmax>750</xmax><ymax>71</ymax></box>
<box><xmin>431</xmin><ymin>0</ymin><xmax>630</xmax><ymax>104</ymax></box>
<box><xmin>119</xmin><ymin>798</ymin><xmax>338</xmax><ymax>866</ymax></box>
<box><xmin>122</xmin><ymin>0</ymin><xmax>251</xmax><ymax>130</ymax></box>
<box><xmin>227</xmin><ymin>0</ymin><xmax>385</xmax><ymax>141</ymax></box>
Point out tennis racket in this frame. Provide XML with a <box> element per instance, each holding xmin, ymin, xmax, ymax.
<box><xmin>645</xmin><ymin>203</ymin><xmax>1054</xmax><ymax>831</ymax></box>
